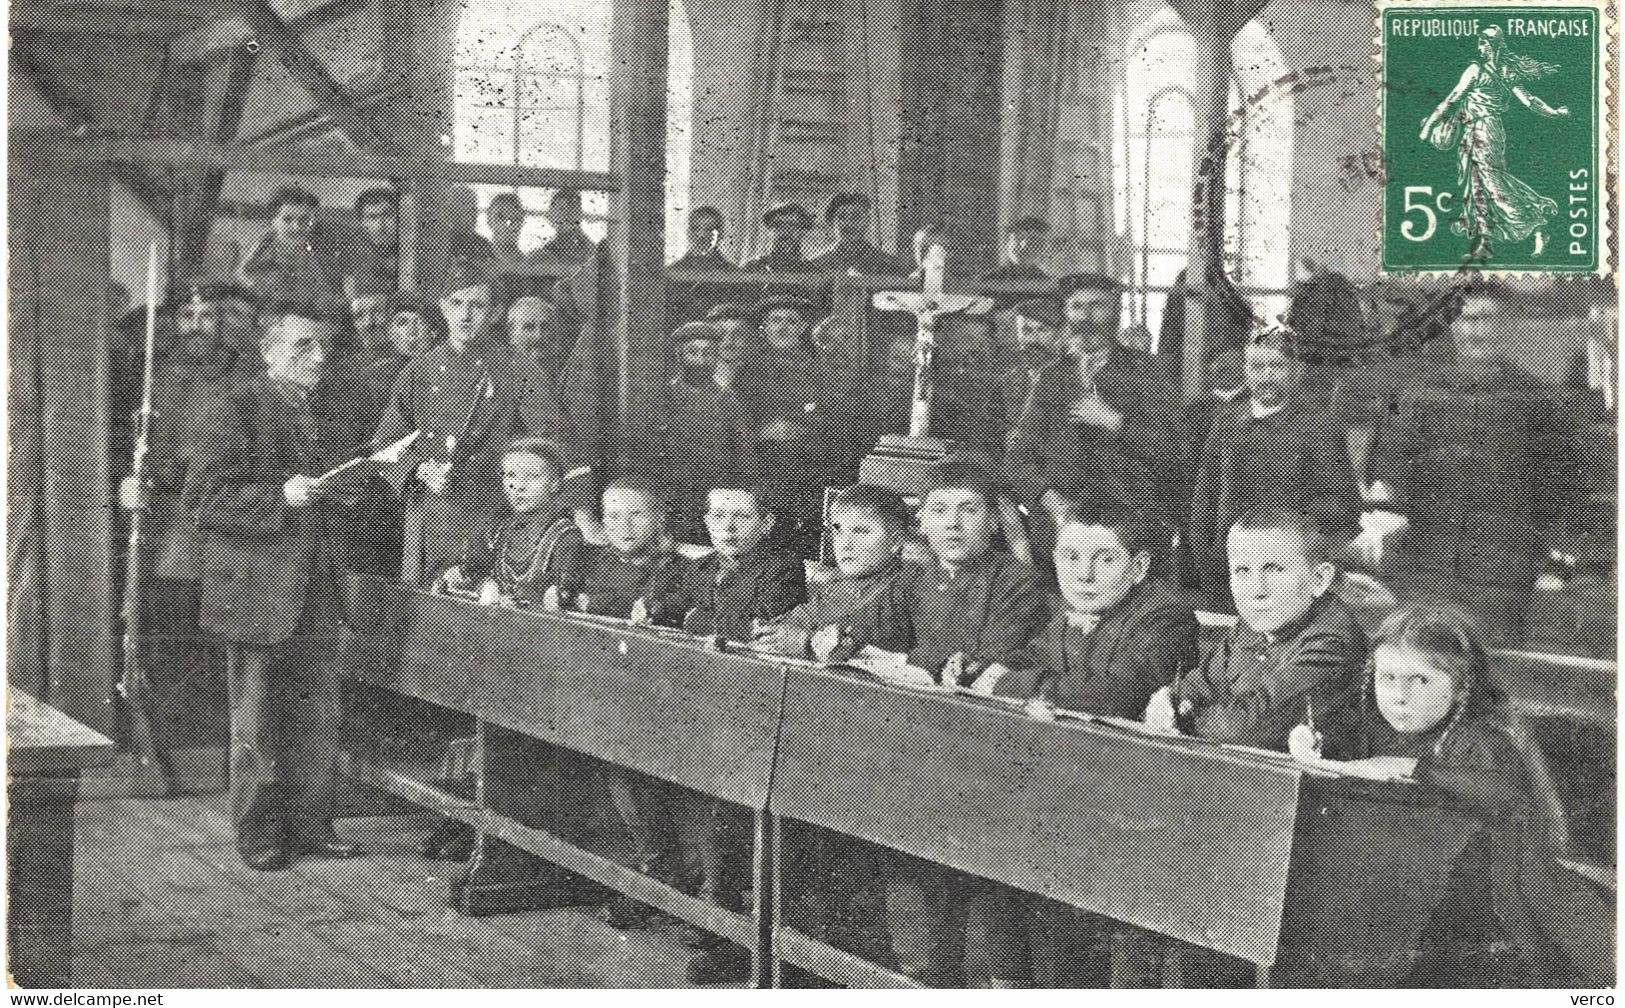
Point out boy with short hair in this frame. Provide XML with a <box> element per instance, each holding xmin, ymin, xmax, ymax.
<box><xmin>645</xmin><ymin>483</ymin><xmax>806</xmax><ymax>641</ymax></box>
<box><xmin>1146</xmin><ymin>505</ymin><xmax>1366</xmax><ymax>750</ymax></box>
<box><xmin>901</xmin><ymin>460</ymin><xmax>1050</xmax><ymax>690</ymax></box>
<box><xmin>641</xmin><ymin>481</ymin><xmax>805</xmax><ymax>983</ymax></box>
<box><xmin>883</xmin><ymin>459</ymin><xmax>1050</xmax><ymax>987</ymax></box>
<box><xmin>754</xmin><ymin>484</ymin><xmax>914</xmax><ymax>658</ymax></box>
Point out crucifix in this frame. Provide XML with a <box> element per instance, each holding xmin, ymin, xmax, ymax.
<box><xmin>860</xmin><ymin>237</ymin><xmax>994</xmax><ymax>494</ymax></box>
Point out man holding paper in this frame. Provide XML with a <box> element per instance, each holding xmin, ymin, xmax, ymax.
<box><xmin>187</xmin><ymin>302</ymin><xmax>410</xmax><ymax>870</ymax></box>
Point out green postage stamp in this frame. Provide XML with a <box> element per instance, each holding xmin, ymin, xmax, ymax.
<box><xmin>1379</xmin><ymin>0</ymin><xmax>1613</xmax><ymax>273</ymax></box>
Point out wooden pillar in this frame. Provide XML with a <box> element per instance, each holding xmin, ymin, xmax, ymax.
<box><xmin>610</xmin><ymin>0</ymin><xmax>671</xmax><ymax>435</ymax></box>
<box><xmin>1165</xmin><ymin>0</ymin><xmax>1265</xmax><ymax>399</ymax></box>
<box><xmin>9</xmin><ymin>144</ymin><xmax>117</xmax><ymax>735</ymax></box>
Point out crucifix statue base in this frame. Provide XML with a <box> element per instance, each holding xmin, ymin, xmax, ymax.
<box><xmin>859</xmin><ymin>240</ymin><xmax>991</xmax><ymax>497</ymax></box>
<box><xmin>860</xmin><ymin>434</ymin><xmax>955</xmax><ymax>496</ymax></box>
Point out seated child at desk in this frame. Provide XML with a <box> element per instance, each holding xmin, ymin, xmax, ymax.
<box><xmin>891</xmin><ymin>459</ymin><xmax>1050</xmax><ymax>693</ymax></box>
<box><xmin>640</xmin><ymin>481</ymin><xmax>806</xmax><ymax>984</ymax></box>
<box><xmin>1145</xmin><ymin>505</ymin><xmax>1365</xmax><ymax>751</ymax></box>
<box><xmin>884</xmin><ymin>460</ymin><xmax>1050</xmax><ymax>987</ymax></box>
<box><xmin>555</xmin><ymin>476</ymin><xmax>682</xmax><ymax>617</ymax></box>
<box><xmin>753</xmin><ymin>484</ymin><xmax>913</xmax><ymax>658</ymax></box>
<box><xmin>971</xmin><ymin>505</ymin><xmax>1199</xmax><ymax>987</ymax></box>
<box><xmin>1293</xmin><ymin>605</ymin><xmax>1595</xmax><ymax>987</ymax></box>
<box><xmin>442</xmin><ymin>438</ymin><xmax>582</xmax><ymax>606</ymax></box>
<box><xmin>644</xmin><ymin>482</ymin><xmax>806</xmax><ymax>642</ymax></box>
<box><xmin>550</xmin><ymin>477</ymin><xmax>692</xmax><ymax>929</ymax></box>
<box><xmin>1139</xmin><ymin>506</ymin><xmax>1365</xmax><ymax>986</ymax></box>
<box><xmin>994</xmin><ymin>503</ymin><xmax>1197</xmax><ymax>715</ymax></box>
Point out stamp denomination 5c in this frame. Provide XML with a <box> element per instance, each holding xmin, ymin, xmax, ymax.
<box><xmin>1378</xmin><ymin>0</ymin><xmax>1612</xmax><ymax>273</ymax></box>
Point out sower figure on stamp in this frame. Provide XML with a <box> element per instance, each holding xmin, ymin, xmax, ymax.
<box><xmin>1419</xmin><ymin>26</ymin><xmax>1569</xmax><ymax>257</ymax></box>
<box><xmin>186</xmin><ymin>303</ymin><xmax>371</xmax><ymax>870</ymax></box>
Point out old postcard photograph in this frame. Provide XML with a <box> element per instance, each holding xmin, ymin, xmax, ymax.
<box><xmin>6</xmin><ymin>0</ymin><xmax>1618</xmax><ymax>989</ymax></box>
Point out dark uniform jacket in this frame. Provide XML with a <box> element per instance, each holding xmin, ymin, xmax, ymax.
<box><xmin>741</xmin><ymin>247</ymin><xmax>813</xmax><ymax>273</ymax></box>
<box><xmin>556</xmin><ymin>542</ymin><xmax>684</xmax><ymax>618</ymax></box>
<box><xmin>144</xmin><ymin>354</ymin><xmax>241</xmax><ymax>581</ymax></box>
<box><xmin>808</xmin><ymin>240</ymin><xmax>910</xmax><ymax>277</ymax></box>
<box><xmin>1002</xmin><ymin>343</ymin><xmax>1183</xmax><ymax>511</ymax></box>
<box><xmin>993</xmin><ymin>578</ymin><xmax>1198</xmax><ymax>718</ymax></box>
<box><xmin>645</xmin><ymin>545</ymin><xmax>807</xmax><ymax>642</ymax></box>
<box><xmin>1188</xmin><ymin>396</ymin><xmax>1364</xmax><ymax>592</ymax></box>
<box><xmin>187</xmin><ymin>368</ymin><xmax>353</xmax><ymax>646</ymax></box>
<box><xmin>647</xmin><ymin>377</ymin><xmax>750</xmax><ymax>496</ymax></box>
<box><xmin>896</xmin><ymin>551</ymin><xmax>1050</xmax><ymax>685</ymax></box>
<box><xmin>1173</xmin><ymin>592</ymin><xmax>1365</xmax><ymax>750</ymax></box>
<box><xmin>373</xmin><ymin>339</ymin><xmax>514</xmax><ymax>585</ymax></box>
<box><xmin>777</xmin><ymin>559</ymin><xmax>914</xmax><ymax>655</ymax></box>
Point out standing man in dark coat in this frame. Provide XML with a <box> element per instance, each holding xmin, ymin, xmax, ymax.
<box><xmin>1188</xmin><ymin>328</ymin><xmax>1364</xmax><ymax>598</ymax></box>
<box><xmin>373</xmin><ymin>261</ymin><xmax>515</xmax><ymax>586</ymax></box>
<box><xmin>119</xmin><ymin>283</ymin><xmax>260</xmax><ymax>746</ymax></box>
<box><xmin>1371</xmin><ymin>282</ymin><xmax>1580</xmax><ymax>647</ymax></box>
<box><xmin>186</xmin><ymin>302</ymin><xmax>366</xmax><ymax>870</ymax></box>
<box><xmin>1002</xmin><ymin>276</ymin><xmax>1184</xmax><ymax>513</ymax></box>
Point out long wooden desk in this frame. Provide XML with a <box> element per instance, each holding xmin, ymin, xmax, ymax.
<box><xmin>8</xmin><ymin>690</ymin><xmax>117</xmax><ymax>988</ymax></box>
<box><xmin>341</xmin><ymin>577</ymin><xmax>1492</xmax><ymax>988</ymax></box>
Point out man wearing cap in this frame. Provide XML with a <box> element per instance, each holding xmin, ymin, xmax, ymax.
<box><xmin>648</xmin><ymin>320</ymin><xmax>750</xmax><ymax>542</ymax></box>
<box><xmin>738</xmin><ymin>294</ymin><xmax>846</xmax><ymax>550</ymax></box>
<box><xmin>1188</xmin><ymin>327</ymin><xmax>1364</xmax><ymax>598</ymax></box>
<box><xmin>742</xmin><ymin>203</ymin><xmax>814</xmax><ymax>273</ymax></box>
<box><xmin>1004</xmin><ymin>276</ymin><xmax>1183</xmax><ymax>514</ymax></box>
<box><xmin>808</xmin><ymin>193</ymin><xmax>910</xmax><ymax>277</ymax></box>
<box><xmin>119</xmin><ymin>282</ymin><xmax>261</xmax><ymax>748</ymax></box>
<box><xmin>187</xmin><ymin>301</ymin><xmax>363</xmax><ymax>870</ymax></box>
<box><xmin>979</xmin><ymin>217</ymin><xmax>1053</xmax><ymax>289</ymax></box>
<box><xmin>239</xmin><ymin>186</ymin><xmax>343</xmax><ymax>313</ymax></box>
<box><xmin>373</xmin><ymin>260</ymin><xmax>516</xmax><ymax>586</ymax></box>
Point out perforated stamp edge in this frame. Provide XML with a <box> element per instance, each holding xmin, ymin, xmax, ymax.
<box><xmin>1373</xmin><ymin>0</ymin><xmax>1616</xmax><ymax>276</ymax></box>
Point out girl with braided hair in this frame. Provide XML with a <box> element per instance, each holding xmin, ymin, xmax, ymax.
<box><xmin>1301</xmin><ymin>604</ymin><xmax>1589</xmax><ymax>985</ymax></box>
<box><xmin>1420</xmin><ymin>26</ymin><xmax>1569</xmax><ymax>256</ymax></box>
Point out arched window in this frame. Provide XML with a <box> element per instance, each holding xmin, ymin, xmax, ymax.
<box><xmin>1116</xmin><ymin>8</ymin><xmax>1292</xmax><ymax>335</ymax></box>
<box><xmin>453</xmin><ymin>0</ymin><xmax>693</xmax><ymax>252</ymax></box>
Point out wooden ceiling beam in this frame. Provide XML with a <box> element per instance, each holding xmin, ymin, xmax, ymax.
<box><xmin>238</xmin><ymin>0</ymin><xmax>377</xmax><ymax>149</ymax></box>
<box><xmin>9</xmin><ymin>46</ymin><xmax>175</xmax><ymax>223</ymax></box>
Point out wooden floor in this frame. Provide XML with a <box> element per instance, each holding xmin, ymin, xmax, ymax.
<box><xmin>66</xmin><ymin>793</ymin><xmax>726</xmax><ymax>988</ymax></box>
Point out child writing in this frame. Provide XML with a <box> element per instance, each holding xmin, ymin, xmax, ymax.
<box><xmin>994</xmin><ymin>502</ymin><xmax>1198</xmax><ymax>717</ymax></box>
<box><xmin>753</xmin><ymin>484</ymin><xmax>914</xmax><ymax>659</ymax></box>
<box><xmin>973</xmin><ymin>504</ymin><xmax>1200</xmax><ymax>987</ymax></box>
<box><xmin>1146</xmin><ymin>506</ymin><xmax>1365</xmax><ymax>750</ymax></box>
<box><xmin>1292</xmin><ymin>605</ymin><xmax>1591</xmax><ymax>986</ymax></box>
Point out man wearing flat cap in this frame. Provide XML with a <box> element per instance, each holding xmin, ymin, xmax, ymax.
<box><xmin>373</xmin><ymin>258</ymin><xmax>516</xmax><ymax>586</ymax></box>
<box><xmin>737</xmin><ymin>294</ymin><xmax>845</xmax><ymax>552</ymax></box>
<box><xmin>742</xmin><ymin>203</ymin><xmax>814</xmax><ymax>273</ymax></box>
<box><xmin>1002</xmin><ymin>277</ymin><xmax>1184</xmax><ymax>515</ymax></box>
<box><xmin>808</xmin><ymin>193</ymin><xmax>910</xmax><ymax>277</ymax></box>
